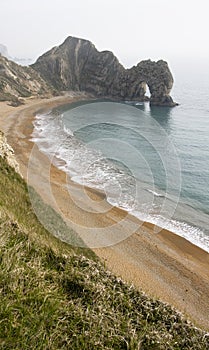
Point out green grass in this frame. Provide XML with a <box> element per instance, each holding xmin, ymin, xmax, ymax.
<box><xmin>0</xmin><ymin>156</ymin><xmax>208</xmax><ymax>349</ymax></box>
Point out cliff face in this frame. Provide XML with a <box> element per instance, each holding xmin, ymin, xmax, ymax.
<box><xmin>0</xmin><ymin>37</ymin><xmax>177</xmax><ymax>106</ymax></box>
<box><xmin>32</xmin><ymin>37</ymin><xmax>129</xmax><ymax>98</ymax></box>
<box><xmin>32</xmin><ymin>36</ymin><xmax>177</xmax><ymax>106</ymax></box>
<box><xmin>0</xmin><ymin>130</ymin><xmax>21</xmax><ymax>175</ymax></box>
<box><xmin>127</xmin><ymin>60</ymin><xmax>175</xmax><ymax>106</ymax></box>
<box><xmin>0</xmin><ymin>54</ymin><xmax>53</xmax><ymax>104</ymax></box>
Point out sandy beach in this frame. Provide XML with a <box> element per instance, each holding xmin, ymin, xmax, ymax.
<box><xmin>0</xmin><ymin>94</ymin><xmax>209</xmax><ymax>331</ymax></box>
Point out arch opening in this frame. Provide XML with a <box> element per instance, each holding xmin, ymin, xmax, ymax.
<box><xmin>145</xmin><ymin>83</ymin><xmax>151</xmax><ymax>99</ymax></box>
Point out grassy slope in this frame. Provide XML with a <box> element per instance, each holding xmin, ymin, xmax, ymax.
<box><xmin>0</xmin><ymin>156</ymin><xmax>208</xmax><ymax>350</ymax></box>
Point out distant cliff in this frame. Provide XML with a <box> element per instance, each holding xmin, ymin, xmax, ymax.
<box><xmin>32</xmin><ymin>36</ymin><xmax>177</xmax><ymax>106</ymax></box>
<box><xmin>0</xmin><ymin>54</ymin><xmax>54</xmax><ymax>104</ymax></box>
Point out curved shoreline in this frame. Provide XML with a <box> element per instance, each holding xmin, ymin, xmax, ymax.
<box><xmin>33</xmin><ymin>100</ymin><xmax>209</xmax><ymax>254</ymax></box>
<box><xmin>0</xmin><ymin>95</ymin><xmax>209</xmax><ymax>330</ymax></box>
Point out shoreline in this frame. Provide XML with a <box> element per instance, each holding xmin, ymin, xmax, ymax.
<box><xmin>32</xmin><ymin>98</ymin><xmax>209</xmax><ymax>254</ymax></box>
<box><xmin>0</xmin><ymin>95</ymin><xmax>209</xmax><ymax>330</ymax></box>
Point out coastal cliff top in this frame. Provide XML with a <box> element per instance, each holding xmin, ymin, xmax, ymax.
<box><xmin>0</xmin><ymin>152</ymin><xmax>208</xmax><ymax>348</ymax></box>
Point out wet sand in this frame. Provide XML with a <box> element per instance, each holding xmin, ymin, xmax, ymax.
<box><xmin>0</xmin><ymin>95</ymin><xmax>209</xmax><ymax>330</ymax></box>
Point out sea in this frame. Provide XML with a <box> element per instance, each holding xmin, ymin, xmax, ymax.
<box><xmin>31</xmin><ymin>66</ymin><xmax>209</xmax><ymax>252</ymax></box>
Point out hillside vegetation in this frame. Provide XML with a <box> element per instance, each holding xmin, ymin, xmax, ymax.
<box><xmin>0</xmin><ymin>155</ymin><xmax>208</xmax><ymax>349</ymax></box>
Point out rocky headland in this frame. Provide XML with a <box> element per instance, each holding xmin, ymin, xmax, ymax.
<box><xmin>0</xmin><ymin>36</ymin><xmax>177</xmax><ymax>106</ymax></box>
<box><xmin>32</xmin><ymin>36</ymin><xmax>177</xmax><ymax>106</ymax></box>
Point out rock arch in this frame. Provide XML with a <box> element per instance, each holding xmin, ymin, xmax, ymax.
<box><xmin>127</xmin><ymin>59</ymin><xmax>176</xmax><ymax>106</ymax></box>
<box><xmin>33</xmin><ymin>36</ymin><xmax>177</xmax><ymax>107</ymax></box>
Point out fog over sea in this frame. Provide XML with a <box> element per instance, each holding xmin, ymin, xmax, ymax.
<box><xmin>32</xmin><ymin>64</ymin><xmax>209</xmax><ymax>252</ymax></box>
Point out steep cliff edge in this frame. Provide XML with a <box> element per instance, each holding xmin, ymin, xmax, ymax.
<box><xmin>0</xmin><ymin>130</ymin><xmax>21</xmax><ymax>174</ymax></box>
<box><xmin>32</xmin><ymin>36</ymin><xmax>177</xmax><ymax>106</ymax></box>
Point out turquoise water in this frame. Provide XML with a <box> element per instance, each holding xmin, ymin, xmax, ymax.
<box><xmin>32</xmin><ymin>71</ymin><xmax>209</xmax><ymax>252</ymax></box>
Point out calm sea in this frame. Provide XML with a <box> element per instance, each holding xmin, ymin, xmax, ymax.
<box><xmin>32</xmin><ymin>67</ymin><xmax>209</xmax><ymax>252</ymax></box>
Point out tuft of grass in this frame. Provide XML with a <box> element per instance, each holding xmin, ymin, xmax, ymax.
<box><xmin>0</xmin><ymin>156</ymin><xmax>209</xmax><ymax>349</ymax></box>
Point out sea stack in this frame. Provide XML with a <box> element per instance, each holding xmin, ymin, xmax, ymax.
<box><xmin>32</xmin><ymin>36</ymin><xmax>177</xmax><ymax>107</ymax></box>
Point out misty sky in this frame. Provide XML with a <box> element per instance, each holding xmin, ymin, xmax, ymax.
<box><xmin>1</xmin><ymin>0</ymin><xmax>209</xmax><ymax>70</ymax></box>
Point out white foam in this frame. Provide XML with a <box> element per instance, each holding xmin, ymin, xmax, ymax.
<box><xmin>147</xmin><ymin>189</ymin><xmax>164</xmax><ymax>197</ymax></box>
<box><xmin>63</xmin><ymin>124</ymin><xmax>74</xmax><ymax>136</ymax></box>
<box><xmin>31</xmin><ymin>111</ymin><xmax>209</xmax><ymax>254</ymax></box>
<box><xmin>131</xmin><ymin>210</ymin><xmax>209</xmax><ymax>253</ymax></box>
